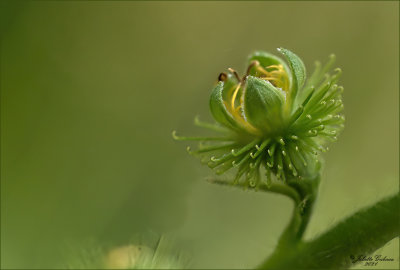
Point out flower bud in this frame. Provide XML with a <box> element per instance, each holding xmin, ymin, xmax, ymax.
<box><xmin>243</xmin><ymin>76</ymin><xmax>285</xmax><ymax>134</ymax></box>
<box><xmin>174</xmin><ymin>48</ymin><xmax>344</xmax><ymax>187</ymax></box>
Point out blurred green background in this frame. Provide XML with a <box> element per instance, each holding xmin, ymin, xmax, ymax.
<box><xmin>1</xmin><ymin>1</ymin><xmax>398</xmax><ymax>269</ymax></box>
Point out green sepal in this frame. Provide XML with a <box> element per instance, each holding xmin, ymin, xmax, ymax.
<box><xmin>278</xmin><ymin>48</ymin><xmax>306</xmax><ymax>110</ymax></box>
<box><xmin>290</xmin><ymin>151</ymin><xmax>321</xmax><ymax>180</ymax></box>
<box><xmin>209</xmin><ymin>82</ymin><xmax>243</xmax><ymax>132</ymax></box>
<box><xmin>247</xmin><ymin>51</ymin><xmax>290</xmax><ymax>78</ymax></box>
<box><xmin>243</xmin><ymin>76</ymin><xmax>285</xmax><ymax>134</ymax></box>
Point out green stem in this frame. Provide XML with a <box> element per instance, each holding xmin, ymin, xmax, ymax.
<box><xmin>209</xmin><ymin>177</ymin><xmax>308</xmax><ymax>248</ymax></box>
<box><xmin>258</xmin><ymin>192</ymin><xmax>400</xmax><ymax>269</ymax></box>
<box><xmin>276</xmin><ymin>175</ymin><xmax>320</xmax><ymax>247</ymax></box>
<box><xmin>263</xmin><ymin>176</ymin><xmax>319</xmax><ymax>257</ymax></box>
<box><xmin>273</xmin><ymin>199</ymin><xmax>302</xmax><ymax>249</ymax></box>
<box><xmin>295</xmin><ymin>194</ymin><xmax>316</xmax><ymax>240</ymax></box>
<box><xmin>207</xmin><ymin>178</ymin><xmax>300</xmax><ymax>204</ymax></box>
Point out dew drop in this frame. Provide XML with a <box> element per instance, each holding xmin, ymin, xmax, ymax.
<box><xmin>308</xmin><ymin>130</ymin><xmax>317</xmax><ymax>135</ymax></box>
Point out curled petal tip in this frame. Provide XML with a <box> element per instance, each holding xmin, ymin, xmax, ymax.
<box><xmin>172</xmin><ymin>130</ymin><xmax>179</xmax><ymax>140</ymax></box>
<box><xmin>334</xmin><ymin>68</ymin><xmax>342</xmax><ymax>74</ymax></box>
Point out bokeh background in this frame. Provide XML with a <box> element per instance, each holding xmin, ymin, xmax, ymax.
<box><xmin>1</xmin><ymin>1</ymin><xmax>398</xmax><ymax>269</ymax></box>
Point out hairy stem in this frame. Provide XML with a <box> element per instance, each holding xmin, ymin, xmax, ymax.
<box><xmin>209</xmin><ymin>177</ymin><xmax>312</xmax><ymax>248</ymax></box>
<box><xmin>207</xmin><ymin>178</ymin><xmax>301</xmax><ymax>204</ymax></box>
<box><xmin>264</xmin><ymin>176</ymin><xmax>319</xmax><ymax>258</ymax></box>
<box><xmin>258</xmin><ymin>192</ymin><xmax>400</xmax><ymax>269</ymax></box>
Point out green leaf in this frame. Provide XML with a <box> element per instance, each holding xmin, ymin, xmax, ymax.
<box><xmin>278</xmin><ymin>48</ymin><xmax>306</xmax><ymax>109</ymax></box>
<box><xmin>209</xmin><ymin>82</ymin><xmax>242</xmax><ymax>131</ymax></box>
<box><xmin>243</xmin><ymin>76</ymin><xmax>285</xmax><ymax>133</ymax></box>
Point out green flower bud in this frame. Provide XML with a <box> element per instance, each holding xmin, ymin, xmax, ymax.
<box><xmin>173</xmin><ymin>48</ymin><xmax>344</xmax><ymax>188</ymax></box>
<box><xmin>243</xmin><ymin>76</ymin><xmax>285</xmax><ymax>134</ymax></box>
